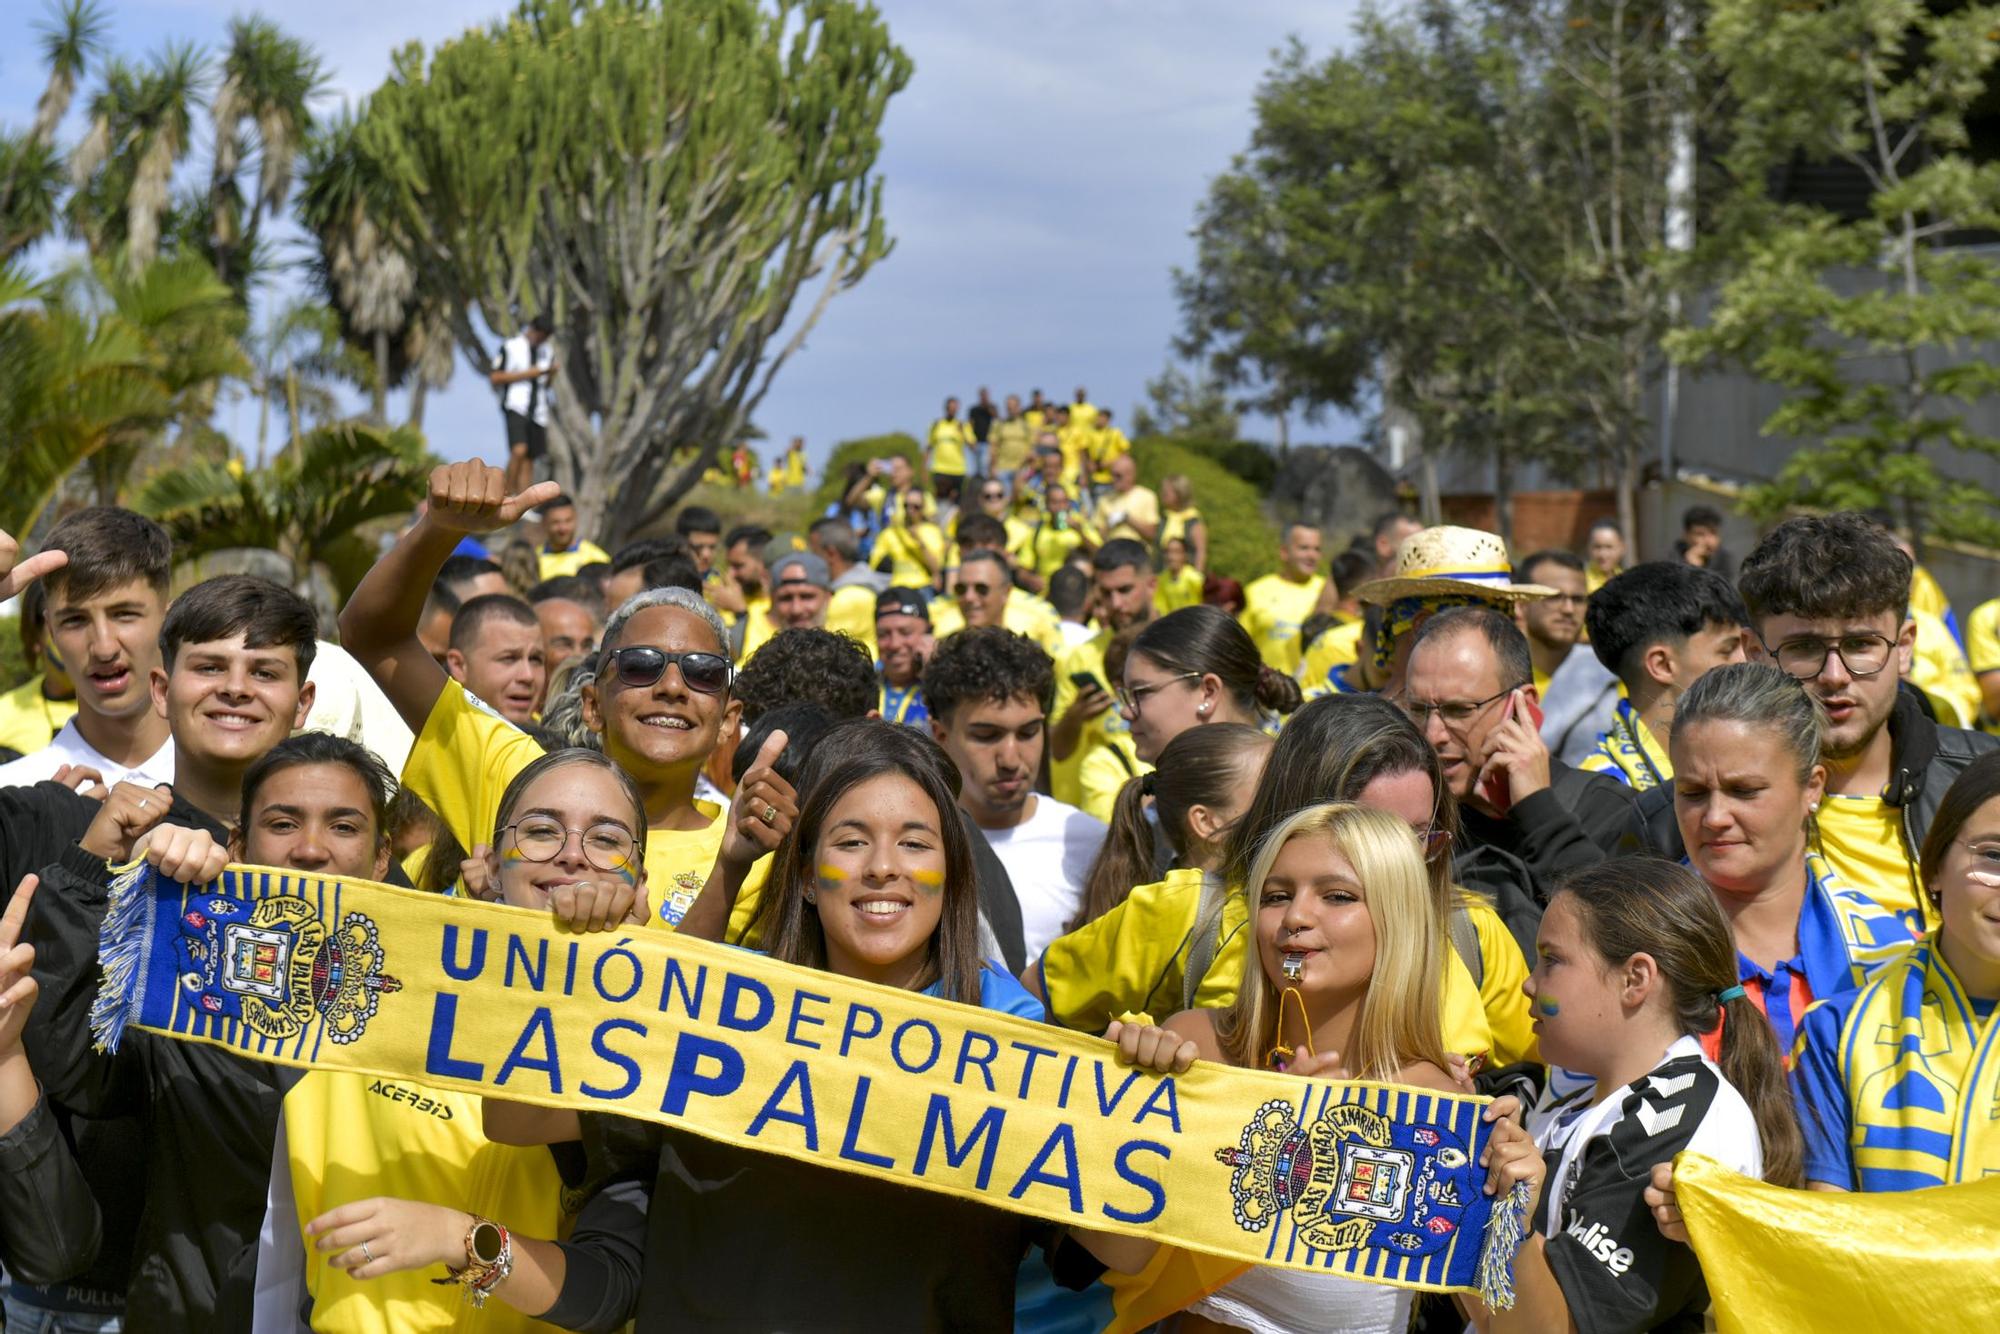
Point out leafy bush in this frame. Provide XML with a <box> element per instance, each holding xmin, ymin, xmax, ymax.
<box><xmin>812</xmin><ymin>433</ymin><xmax>924</xmax><ymax>511</ymax></box>
<box><xmin>0</xmin><ymin>617</ymin><xmax>29</xmax><ymax>693</ymax></box>
<box><xmin>1133</xmin><ymin>435</ymin><xmax>1281</xmax><ymax>580</ymax></box>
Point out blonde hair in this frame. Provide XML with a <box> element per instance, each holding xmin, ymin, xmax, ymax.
<box><xmin>1215</xmin><ymin>802</ymin><xmax>1449</xmax><ymax>1078</ymax></box>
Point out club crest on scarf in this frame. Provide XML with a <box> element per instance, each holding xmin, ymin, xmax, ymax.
<box><xmin>175</xmin><ymin>891</ymin><xmax>401</xmax><ymax>1044</ymax></box>
<box><xmin>1215</xmin><ymin>1098</ymin><xmax>1474</xmax><ymax>1257</ymax></box>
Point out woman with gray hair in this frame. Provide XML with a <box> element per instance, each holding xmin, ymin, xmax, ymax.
<box><xmin>1667</xmin><ymin>661</ymin><xmax>1917</xmax><ymax>1055</ymax></box>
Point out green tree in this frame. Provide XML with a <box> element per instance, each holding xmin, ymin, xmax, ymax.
<box><xmin>67</xmin><ymin>43</ymin><xmax>208</xmax><ymax>273</ymax></box>
<box><xmin>1131</xmin><ymin>362</ymin><xmax>1241</xmax><ymax>443</ymax></box>
<box><xmin>1671</xmin><ymin>0</ymin><xmax>2000</xmax><ymax>546</ymax></box>
<box><xmin>0</xmin><ymin>255</ymin><xmax>246</xmax><ymax>531</ymax></box>
<box><xmin>351</xmin><ymin>0</ymin><xmax>910</xmax><ymax>546</ymax></box>
<box><xmin>133</xmin><ymin>422</ymin><xmax>432</xmax><ymax>600</ymax></box>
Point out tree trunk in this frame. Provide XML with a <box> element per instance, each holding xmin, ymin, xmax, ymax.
<box><xmin>1493</xmin><ymin>436</ymin><xmax>1515</xmax><ymax>549</ymax></box>
<box><xmin>372</xmin><ymin>331</ymin><xmax>390</xmax><ymax>426</ymax></box>
<box><xmin>409</xmin><ymin>376</ymin><xmax>428</xmax><ymax>431</ymax></box>
<box><xmin>285</xmin><ymin>365</ymin><xmax>303</xmax><ymax>460</ymax></box>
<box><xmin>256</xmin><ymin>373</ymin><xmax>270</xmax><ymax>470</ymax></box>
<box><xmin>1418</xmin><ymin>441</ymin><xmax>1442</xmax><ymax>527</ymax></box>
<box><xmin>1618</xmin><ymin>446</ymin><xmax>1640</xmax><ymax>561</ymax></box>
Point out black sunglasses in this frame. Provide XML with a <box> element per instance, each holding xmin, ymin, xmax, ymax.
<box><xmin>607</xmin><ymin>646</ymin><xmax>733</xmax><ymax>695</ymax></box>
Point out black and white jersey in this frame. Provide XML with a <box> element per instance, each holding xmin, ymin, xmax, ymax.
<box><xmin>1527</xmin><ymin>1035</ymin><xmax>1762</xmax><ymax>1334</ymax></box>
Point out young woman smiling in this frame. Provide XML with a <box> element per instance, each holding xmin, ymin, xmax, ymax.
<box><xmin>1669</xmin><ymin>663</ymin><xmax>1917</xmax><ymax>1054</ymax></box>
<box><xmin>313</xmin><ymin>722</ymin><xmax>1166</xmax><ymax>1330</ymax></box>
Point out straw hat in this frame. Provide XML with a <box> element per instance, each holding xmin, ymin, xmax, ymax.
<box><xmin>1351</xmin><ymin>526</ymin><xmax>1555</xmax><ymax>606</ymax></box>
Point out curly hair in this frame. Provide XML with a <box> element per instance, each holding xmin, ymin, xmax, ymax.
<box><xmin>919</xmin><ymin>625</ymin><xmax>1056</xmax><ymax>722</ymax></box>
<box><xmin>1738</xmin><ymin>512</ymin><xmax>1911</xmax><ymax>625</ymax></box>
<box><xmin>734</xmin><ymin>627</ymin><xmax>877</xmax><ymax>724</ymax></box>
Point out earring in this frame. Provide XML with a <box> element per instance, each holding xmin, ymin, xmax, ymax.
<box><xmin>1198</xmin><ymin>703</ymin><xmax>1211</xmax><ymax>717</ymax></box>
<box><xmin>804</xmin><ymin>889</ymin><xmax>817</xmax><ymax>905</ymax></box>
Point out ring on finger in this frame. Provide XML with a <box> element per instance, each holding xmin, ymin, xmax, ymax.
<box><xmin>360</xmin><ymin>1240</ymin><xmax>374</xmax><ymax>1264</ymax></box>
<box><xmin>761</xmin><ymin>803</ymin><xmax>778</xmax><ymax>826</ymax></box>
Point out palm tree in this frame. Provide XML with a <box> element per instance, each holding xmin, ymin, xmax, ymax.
<box><xmin>208</xmin><ymin>17</ymin><xmax>324</xmax><ymax>292</ymax></box>
<box><xmin>0</xmin><ymin>0</ymin><xmax>109</xmax><ymax>260</ymax></box>
<box><xmin>133</xmin><ymin>422</ymin><xmax>434</xmax><ymax>604</ymax></box>
<box><xmin>243</xmin><ymin>296</ymin><xmax>369</xmax><ymax>464</ymax></box>
<box><xmin>68</xmin><ymin>43</ymin><xmax>208</xmax><ymax>273</ymax></box>
<box><xmin>296</xmin><ymin>108</ymin><xmax>420</xmax><ymax>424</ymax></box>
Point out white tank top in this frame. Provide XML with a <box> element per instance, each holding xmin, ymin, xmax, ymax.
<box><xmin>1185</xmin><ymin>1263</ymin><xmax>1414</xmax><ymax>1333</ymax></box>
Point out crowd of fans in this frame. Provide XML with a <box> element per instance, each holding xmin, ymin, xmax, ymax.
<box><xmin>0</xmin><ymin>397</ymin><xmax>1994</xmax><ymax>1333</ymax></box>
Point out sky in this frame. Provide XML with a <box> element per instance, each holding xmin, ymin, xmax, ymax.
<box><xmin>0</xmin><ymin>0</ymin><xmax>1369</xmax><ymax>472</ymax></box>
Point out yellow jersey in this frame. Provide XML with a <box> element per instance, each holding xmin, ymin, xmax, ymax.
<box><xmin>0</xmin><ymin>673</ymin><xmax>77</xmax><ymax>757</ymax></box>
<box><xmin>1036</xmin><ymin>869</ymin><xmax>1530</xmax><ymax>1066</ymax></box>
<box><xmin>927</xmin><ymin>417</ymin><xmax>971</xmax><ymax>476</ymax></box>
<box><xmin>1020</xmin><ymin>513</ymin><xmax>1100</xmax><ymax>581</ymax></box>
<box><xmin>1909</xmin><ymin>562</ymin><xmax>1951</xmax><ymax>626</ymax></box>
<box><xmin>1100</xmin><ymin>485</ymin><xmax>1161</xmax><ymax>544</ymax></box>
<box><xmin>1159</xmin><ymin>506</ymin><xmax>1203</xmax><ymax>561</ymax></box>
<box><xmin>1238</xmin><ymin>572</ymin><xmax>1325</xmax><ymax>674</ymax></box>
<box><xmin>536</xmin><ymin>539</ymin><xmax>609</xmax><ymax>581</ymax></box>
<box><xmin>989</xmin><ymin>417</ymin><xmax>1033</xmax><ymax>475</ymax></box>
<box><xmin>1910</xmin><ymin>607</ymin><xmax>1980</xmax><ymax>730</ymax></box>
<box><xmin>283</xmin><ymin>1071</ymin><xmax>568</xmax><ymax>1334</ymax></box>
<box><xmin>929</xmin><ymin>594</ymin><xmax>1063</xmax><ymax>657</ymax></box>
<box><xmin>1154</xmin><ymin>565</ymin><xmax>1204</xmax><ymax>616</ymax></box>
<box><xmin>1815</xmin><ymin>791</ymin><xmax>1925</xmax><ymax>932</ymax></box>
<box><xmin>826</xmin><ymin>583</ymin><xmax>878</xmax><ymax>656</ymax></box>
<box><xmin>1297</xmin><ymin>619</ymin><xmax>1363</xmax><ymax>695</ymax></box>
<box><xmin>736</xmin><ymin>595</ymin><xmax>778</xmax><ymax>665</ymax></box>
<box><xmin>403</xmin><ymin>681</ymin><xmax>726</xmax><ymax>929</ymax></box>
<box><xmin>873</xmin><ymin>520</ymin><xmax>945</xmax><ymax>590</ymax></box>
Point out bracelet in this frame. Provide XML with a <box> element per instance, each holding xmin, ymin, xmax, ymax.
<box><xmin>432</xmin><ymin>1216</ymin><xmax>512</xmax><ymax>1308</ymax></box>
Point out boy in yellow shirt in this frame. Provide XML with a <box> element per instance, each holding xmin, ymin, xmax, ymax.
<box><xmin>1237</xmin><ymin>523</ymin><xmax>1325</xmax><ymax>674</ymax></box>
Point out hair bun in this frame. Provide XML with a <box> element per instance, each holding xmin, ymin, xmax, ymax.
<box><xmin>1140</xmin><ymin>771</ymin><xmax>1157</xmax><ymax>796</ymax></box>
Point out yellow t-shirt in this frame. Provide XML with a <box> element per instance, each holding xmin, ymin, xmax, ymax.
<box><xmin>403</xmin><ymin>681</ymin><xmax>726</xmax><ymax>929</ymax></box>
<box><xmin>0</xmin><ymin>673</ymin><xmax>77</xmax><ymax>757</ymax></box>
<box><xmin>826</xmin><ymin>583</ymin><xmax>877</xmax><ymax>656</ymax></box>
<box><xmin>1910</xmin><ymin>606</ymin><xmax>1980</xmax><ymax>730</ymax></box>
<box><xmin>1050</xmin><ymin>634</ymin><xmax>1140</xmax><ymax>809</ymax></box>
<box><xmin>873</xmin><ymin>521</ymin><xmax>945</xmax><ymax>590</ymax></box>
<box><xmin>1462</xmin><ymin>893</ymin><xmax>1537</xmax><ymax>1067</ymax></box>
<box><xmin>1238</xmin><ymin>573</ymin><xmax>1325</xmax><ymax>675</ymax></box>
<box><xmin>1036</xmin><ymin>870</ymin><xmax>1501</xmax><ymax>1066</ymax></box>
<box><xmin>1078</xmin><ymin>733</ymin><xmax>1147</xmax><ymax>824</ymax></box>
<box><xmin>989</xmin><ymin>418</ymin><xmax>1033</xmax><ymax>475</ymax></box>
<box><xmin>285</xmin><ymin>1072</ymin><xmax>567</xmax><ymax>1334</ymax></box>
<box><xmin>1020</xmin><ymin>513</ymin><xmax>1099</xmax><ymax>580</ymax></box>
<box><xmin>737</xmin><ymin>596</ymin><xmax>778</xmax><ymax>666</ymax></box>
<box><xmin>1909</xmin><ymin>563</ymin><xmax>1951</xmax><ymax>626</ymax></box>
<box><xmin>1090</xmin><ymin>427</ymin><xmax>1132</xmax><ymax>479</ymax></box>
<box><xmin>1159</xmin><ymin>507</ymin><xmax>1203</xmax><ymax>561</ymax></box>
<box><xmin>1814</xmin><ymin>791</ymin><xmax>1925</xmax><ymax>931</ymax></box>
<box><xmin>1967</xmin><ymin>597</ymin><xmax>2000</xmax><ymax>676</ymax></box>
<box><xmin>1154</xmin><ymin>566</ymin><xmax>1204</xmax><ymax>616</ymax></box>
<box><xmin>927</xmin><ymin>418</ymin><xmax>971</xmax><ymax>476</ymax></box>
<box><xmin>1101</xmin><ymin>485</ymin><xmax>1162</xmax><ymax>544</ymax></box>
<box><xmin>537</xmin><ymin>540</ymin><xmax>610</xmax><ymax>581</ymax></box>
<box><xmin>784</xmin><ymin>449</ymin><xmax>807</xmax><ymax>489</ymax></box>
<box><xmin>927</xmin><ymin>594</ymin><xmax>1062</xmax><ymax>657</ymax></box>
<box><xmin>1297</xmin><ymin>619</ymin><xmax>1363</xmax><ymax>694</ymax></box>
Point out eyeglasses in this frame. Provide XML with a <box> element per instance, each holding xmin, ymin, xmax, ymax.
<box><xmin>500</xmin><ymin>816</ymin><xmax>638</xmax><ymax>873</ymax></box>
<box><xmin>1116</xmin><ymin>672</ymin><xmax>1200</xmax><ymax>713</ymax></box>
<box><xmin>1413</xmin><ymin>824</ymin><xmax>1453</xmax><ymax>857</ymax></box>
<box><xmin>1400</xmin><ymin>683</ymin><xmax>1523</xmax><ymax>730</ymax></box>
<box><xmin>1764</xmin><ymin>633</ymin><xmax>1896</xmax><ymax>681</ymax></box>
<box><xmin>606</xmin><ymin>646</ymin><xmax>733</xmax><ymax>695</ymax></box>
<box><xmin>982</xmin><ymin>489</ymin><xmax>1006</xmax><ymax>500</ymax></box>
<box><xmin>953</xmin><ymin>581</ymin><xmax>997</xmax><ymax>599</ymax></box>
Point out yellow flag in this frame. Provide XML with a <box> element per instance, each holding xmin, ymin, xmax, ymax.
<box><xmin>1675</xmin><ymin>1151</ymin><xmax>2000</xmax><ymax>1333</ymax></box>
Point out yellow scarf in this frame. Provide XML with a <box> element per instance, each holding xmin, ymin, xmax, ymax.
<box><xmin>94</xmin><ymin>863</ymin><xmax>1526</xmax><ymax>1303</ymax></box>
<box><xmin>1674</xmin><ymin>1152</ymin><xmax>2000</xmax><ymax>1332</ymax></box>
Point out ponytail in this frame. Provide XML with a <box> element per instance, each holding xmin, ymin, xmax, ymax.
<box><xmin>1254</xmin><ymin>663</ymin><xmax>1303</xmax><ymax>715</ymax></box>
<box><xmin>1556</xmin><ymin>860</ymin><xmax>1805</xmax><ymax>1189</ymax></box>
<box><xmin>1071</xmin><ymin>724</ymin><xmax>1274</xmax><ymax>932</ymax></box>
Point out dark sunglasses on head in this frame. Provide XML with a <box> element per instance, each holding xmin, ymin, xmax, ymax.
<box><xmin>607</xmin><ymin>646</ymin><xmax>733</xmax><ymax>694</ymax></box>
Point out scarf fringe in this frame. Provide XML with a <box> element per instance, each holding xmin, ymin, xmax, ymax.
<box><xmin>90</xmin><ymin>858</ymin><xmax>157</xmax><ymax>1054</ymax></box>
<box><xmin>1474</xmin><ymin>1179</ymin><xmax>1530</xmax><ymax>1310</ymax></box>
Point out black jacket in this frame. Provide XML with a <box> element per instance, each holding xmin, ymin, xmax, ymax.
<box><xmin>24</xmin><ymin>810</ymin><xmax>282</xmax><ymax>1334</ymax></box>
<box><xmin>1454</xmin><ymin>760</ymin><xmax>1642</xmax><ymax>956</ymax></box>
<box><xmin>1633</xmin><ymin>685</ymin><xmax>2000</xmax><ymax>903</ymax></box>
<box><xmin>0</xmin><ymin>1094</ymin><xmax>102</xmax><ymax>1287</ymax></box>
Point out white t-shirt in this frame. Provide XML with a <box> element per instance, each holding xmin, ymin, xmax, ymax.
<box><xmin>978</xmin><ymin>795</ymin><xmax>1106</xmax><ymax>960</ymax></box>
<box><xmin>0</xmin><ymin>718</ymin><xmax>175</xmax><ymax>790</ymax></box>
<box><xmin>493</xmin><ymin>333</ymin><xmax>552</xmax><ymax>422</ymax></box>
<box><xmin>303</xmin><ymin>641</ymin><xmax>415</xmax><ymax>777</ymax></box>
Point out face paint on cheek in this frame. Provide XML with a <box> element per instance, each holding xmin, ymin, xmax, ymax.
<box><xmin>1535</xmin><ymin>997</ymin><xmax>1561</xmax><ymax>1018</ymax></box>
<box><xmin>911</xmin><ymin>867</ymin><xmax>945</xmax><ymax>895</ymax></box>
<box><xmin>816</xmin><ymin>864</ymin><xmax>847</xmax><ymax>895</ymax></box>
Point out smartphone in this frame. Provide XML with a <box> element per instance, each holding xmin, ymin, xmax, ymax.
<box><xmin>1478</xmin><ymin>691</ymin><xmax>1546</xmax><ymax>814</ymax></box>
<box><xmin>1069</xmin><ymin>671</ymin><xmax>1108</xmax><ymax>696</ymax></box>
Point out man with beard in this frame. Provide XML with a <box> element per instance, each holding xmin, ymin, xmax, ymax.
<box><xmin>1515</xmin><ymin>549</ymin><xmax>1621</xmax><ymax>766</ymax></box>
<box><xmin>1636</xmin><ymin>512</ymin><xmax>1996</xmax><ymax>931</ymax></box>
<box><xmin>1048</xmin><ymin>540</ymin><xmax>1156</xmax><ymax>809</ymax></box>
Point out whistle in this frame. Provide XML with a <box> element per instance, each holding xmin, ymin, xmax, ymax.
<box><xmin>1282</xmin><ymin>954</ymin><xmax>1303</xmax><ymax>982</ymax></box>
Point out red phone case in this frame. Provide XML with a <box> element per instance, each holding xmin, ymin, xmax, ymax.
<box><xmin>1479</xmin><ymin>692</ymin><xmax>1545</xmax><ymax>812</ymax></box>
